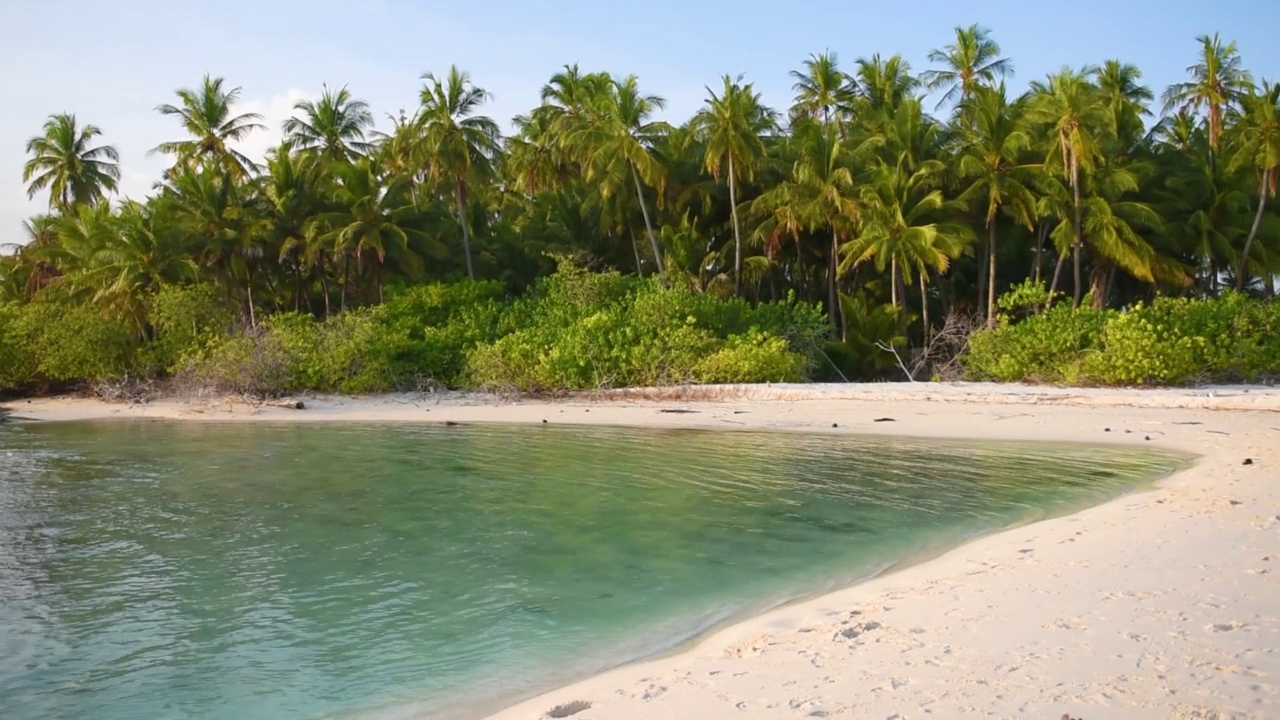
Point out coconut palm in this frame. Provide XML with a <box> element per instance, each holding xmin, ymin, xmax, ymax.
<box><xmin>23</xmin><ymin>113</ymin><xmax>120</xmax><ymax>213</ymax></box>
<box><xmin>504</xmin><ymin>109</ymin><xmax>569</xmax><ymax>195</ymax></box>
<box><xmin>417</xmin><ymin>65</ymin><xmax>501</xmax><ymax>280</ymax></box>
<box><xmin>1094</xmin><ymin>60</ymin><xmax>1153</xmax><ymax>149</ymax></box>
<box><xmin>921</xmin><ymin>24</ymin><xmax>1014</xmax><ymax>111</ymax></box>
<box><xmin>152</xmin><ymin>75</ymin><xmax>265</xmax><ymax>177</ymax></box>
<box><xmin>956</xmin><ymin>85</ymin><xmax>1038</xmax><ymax>326</ymax></box>
<box><xmin>3</xmin><ymin>214</ymin><xmax>68</xmax><ymax>300</ymax></box>
<box><xmin>262</xmin><ymin>144</ymin><xmax>331</xmax><ymax>313</ymax></box>
<box><xmin>789</xmin><ymin>51</ymin><xmax>858</xmax><ymax>128</ymax></box>
<box><xmin>570</xmin><ymin>74</ymin><xmax>671</xmax><ymax>275</ymax></box>
<box><xmin>540</xmin><ymin>65</ymin><xmax>613</xmax><ymax>130</ymax></box>
<box><xmin>853</xmin><ymin>53</ymin><xmax>920</xmax><ymax>121</ymax></box>
<box><xmin>753</xmin><ymin>119</ymin><xmax>871</xmax><ymax>332</ymax></box>
<box><xmin>689</xmin><ymin>74</ymin><xmax>779</xmax><ymax>294</ymax></box>
<box><xmin>1150</xmin><ymin>117</ymin><xmax>1251</xmax><ymax>294</ymax></box>
<box><xmin>840</xmin><ymin>156</ymin><xmax>973</xmax><ymax>329</ymax></box>
<box><xmin>283</xmin><ymin>85</ymin><xmax>376</xmax><ymax>161</ymax></box>
<box><xmin>1162</xmin><ymin>34</ymin><xmax>1254</xmax><ymax>153</ymax></box>
<box><xmin>37</xmin><ymin>203</ymin><xmax>120</xmax><ymax>304</ymax></box>
<box><xmin>309</xmin><ymin>158</ymin><xmax>433</xmax><ymax>305</ymax></box>
<box><xmin>1027</xmin><ymin>68</ymin><xmax>1110</xmax><ymax>306</ymax></box>
<box><xmin>1227</xmin><ymin>81</ymin><xmax>1280</xmax><ymax>291</ymax></box>
<box><xmin>92</xmin><ymin>201</ymin><xmax>199</xmax><ymax>330</ymax></box>
<box><xmin>160</xmin><ymin>163</ymin><xmax>268</xmax><ymax>324</ymax></box>
<box><xmin>1072</xmin><ymin>163</ymin><xmax>1171</xmax><ymax>306</ymax></box>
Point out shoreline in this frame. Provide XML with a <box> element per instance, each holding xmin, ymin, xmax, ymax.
<box><xmin>6</xmin><ymin>384</ymin><xmax>1279</xmax><ymax>719</ymax></box>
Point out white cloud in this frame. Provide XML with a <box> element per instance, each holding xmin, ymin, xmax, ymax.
<box><xmin>233</xmin><ymin>88</ymin><xmax>313</xmax><ymax>166</ymax></box>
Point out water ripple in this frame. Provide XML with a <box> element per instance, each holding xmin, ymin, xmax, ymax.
<box><xmin>0</xmin><ymin>421</ymin><xmax>1188</xmax><ymax>720</ymax></box>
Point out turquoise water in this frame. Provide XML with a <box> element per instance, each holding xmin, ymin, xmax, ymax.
<box><xmin>0</xmin><ymin>420</ymin><xmax>1187</xmax><ymax>720</ymax></box>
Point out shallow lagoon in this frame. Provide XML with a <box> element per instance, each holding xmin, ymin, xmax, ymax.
<box><xmin>0</xmin><ymin>420</ymin><xmax>1187</xmax><ymax>719</ymax></box>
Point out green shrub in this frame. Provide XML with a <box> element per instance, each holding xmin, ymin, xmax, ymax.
<box><xmin>965</xmin><ymin>291</ymin><xmax>1280</xmax><ymax>386</ymax></box>
<box><xmin>144</xmin><ymin>284</ymin><xmax>235</xmax><ymax>375</ymax></box>
<box><xmin>0</xmin><ymin>302</ymin><xmax>36</xmax><ymax>390</ymax></box>
<box><xmin>183</xmin><ymin>310</ymin><xmax>398</xmax><ymax>396</ymax></box>
<box><xmin>693</xmin><ymin>331</ymin><xmax>806</xmax><ymax>384</ymax></box>
<box><xmin>463</xmin><ymin>268</ymin><xmax>826</xmax><ymax>391</ymax></box>
<box><xmin>966</xmin><ymin>303</ymin><xmax>1109</xmax><ymax>383</ymax></box>
<box><xmin>0</xmin><ymin>302</ymin><xmax>135</xmax><ymax>390</ymax></box>
<box><xmin>376</xmin><ymin>281</ymin><xmax>508</xmax><ymax>386</ymax></box>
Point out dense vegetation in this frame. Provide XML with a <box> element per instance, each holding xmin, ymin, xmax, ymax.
<box><xmin>2</xmin><ymin>28</ymin><xmax>1278</xmax><ymax>395</ymax></box>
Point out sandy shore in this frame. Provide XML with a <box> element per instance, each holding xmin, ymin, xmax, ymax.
<box><xmin>6</xmin><ymin>383</ymin><xmax>1279</xmax><ymax>719</ymax></box>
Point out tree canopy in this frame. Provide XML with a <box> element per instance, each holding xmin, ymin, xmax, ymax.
<box><xmin>6</xmin><ymin>27</ymin><xmax>1278</xmax><ymax>366</ymax></box>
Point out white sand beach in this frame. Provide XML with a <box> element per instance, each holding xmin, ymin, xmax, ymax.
<box><xmin>8</xmin><ymin>383</ymin><xmax>1279</xmax><ymax>719</ymax></box>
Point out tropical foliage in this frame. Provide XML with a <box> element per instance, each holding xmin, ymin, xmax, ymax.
<box><xmin>3</xmin><ymin>27</ymin><xmax>1278</xmax><ymax>393</ymax></box>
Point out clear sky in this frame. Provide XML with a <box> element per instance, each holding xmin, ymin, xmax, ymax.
<box><xmin>2</xmin><ymin>0</ymin><xmax>1278</xmax><ymax>247</ymax></box>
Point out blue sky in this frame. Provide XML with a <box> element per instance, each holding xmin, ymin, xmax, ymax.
<box><xmin>2</xmin><ymin>0</ymin><xmax>1278</xmax><ymax>246</ymax></box>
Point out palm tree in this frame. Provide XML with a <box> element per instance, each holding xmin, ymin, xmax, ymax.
<box><xmin>1162</xmin><ymin>34</ymin><xmax>1254</xmax><ymax>153</ymax></box>
<box><xmin>689</xmin><ymin>74</ymin><xmax>778</xmax><ymax>294</ymax></box>
<box><xmin>504</xmin><ymin>109</ymin><xmax>569</xmax><ymax>195</ymax></box>
<box><xmin>309</xmin><ymin>159</ymin><xmax>433</xmax><ymax>305</ymax></box>
<box><xmin>1073</xmin><ymin>163</ymin><xmax>1170</xmax><ymax>306</ymax></box>
<box><xmin>753</xmin><ymin>119</ymin><xmax>869</xmax><ymax>332</ymax></box>
<box><xmin>956</xmin><ymin>85</ymin><xmax>1038</xmax><ymax>326</ymax></box>
<box><xmin>840</xmin><ymin>156</ymin><xmax>973</xmax><ymax>329</ymax></box>
<box><xmin>7</xmin><ymin>215</ymin><xmax>61</xmax><ymax>300</ymax></box>
<box><xmin>283</xmin><ymin>85</ymin><xmax>376</xmax><ymax>161</ymax></box>
<box><xmin>417</xmin><ymin>65</ymin><xmax>501</xmax><ymax>280</ymax></box>
<box><xmin>39</xmin><ymin>203</ymin><xmax>121</xmax><ymax>304</ymax></box>
<box><xmin>789</xmin><ymin>51</ymin><xmax>857</xmax><ymax>128</ymax></box>
<box><xmin>1150</xmin><ymin>115</ymin><xmax>1251</xmax><ymax>294</ymax></box>
<box><xmin>23</xmin><ymin>113</ymin><xmax>120</xmax><ymax>213</ymax></box>
<box><xmin>571</xmin><ymin>74</ymin><xmax>671</xmax><ymax>275</ymax></box>
<box><xmin>262</xmin><ymin>144</ymin><xmax>330</xmax><ymax>313</ymax></box>
<box><xmin>853</xmin><ymin>53</ymin><xmax>920</xmax><ymax>121</ymax></box>
<box><xmin>921</xmin><ymin>24</ymin><xmax>1014</xmax><ymax>111</ymax></box>
<box><xmin>1228</xmin><ymin>81</ymin><xmax>1280</xmax><ymax>291</ymax></box>
<box><xmin>152</xmin><ymin>75</ymin><xmax>265</xmax><ymax>177</ymax></box>
<box><xmin>93</xmin><ymin>201</ymin><xmax>199</xmax><ymax>331</ymax></box>
<box><xmin>1028</xmin><ymin>68</ymin><xmax>1110</xmax><ymax>306</ymax></box>
<box><xmin>540</xmin><ymin>65</ymin><xmax>613</xmax><ymax>128</ymax></box>
<box><xmin>1095</xmin><ymin>60</ymin><xmax>1153</xmax><ymax>149</ymax></box>
<box><xmin>161</xmin><ymin>163</ymin><xmax>267</xmax><ymax>325</ymax></box>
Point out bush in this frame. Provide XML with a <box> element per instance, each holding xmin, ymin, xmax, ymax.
<box><xmin>182</xmin><ymin>310</ymin><xmax>401</xmax><ymax>396</ymax></box>
<box><xmin>0</xmin><ymin>302</ymin><xmax>135</xmax><ymax>391</ymax></box>
<box><xmin>375</xmin><ymin>282</ymin><xmax>508</xmax><ymax>387</ymax></box>
<box><xmin>463</xmin><ymin>264</ymin><xmax>824</xmax><ymax>392</ymax></box>
<box><xmin>965</xmin><ymin>302</ymin><xmax>1110</xmax><ymax>383</ymax></box>
<box><xmin>144</xmin><ymin>284</ymin><xmax>235</xmax><ymax>375</ymax></box>
<box><xmin>965</xmin><ymin>290</ymin><xmax>1280</xmax><ymax>386</ymax></box>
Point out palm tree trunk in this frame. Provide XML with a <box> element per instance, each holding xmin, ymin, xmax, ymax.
<box><xmin>986</xmin><ymin>219</ymin><xmax>998</xmax><ymax>329</ymax></box>
<box><xmin>920</xmin><ymin>271</ymin><xmax>930</xmax><ymax>342</ymax></box>
<box><xmin>828</xmin><ymin>230</ymin><xmax>840</xmax><ymax>335</ymax></box>
<box><xmin>629</xmin><ymin>227</ymin><xmax>644</xmax><ymax>276</ymax></box>
<box><xmin>244</xmin><ymin>264</ymin><xmax>257</xmax><ymax>329</ymax></box>
<box><xmin>890</xmin><ymin>257</ymin><xmax>899</xmax><ymax>308</ymax></box>
<box><xmin>1089</xmin><ymin>262</ymin><xmax>1110</xmax><ymax>310</ymax></box>
<box><xmin>630</xmin><ymin>163</ymin><xmax>664</xmax><ymax>276</ymax></box>
<box><xmin>1048</xmin><ymin>251</ymin><xmax>1066</xmax><ymax>301</ymax></box>
<box><xmin>377</xmin><ymin>262</ymin><xmax>384</xmax><ymax>304</ymax></box>
<box><xmin>976</xmin><ymin>238</ymin><xmax>987</xmax><ymax>324</ymax></box>
<box><xmin>319</xmin><ymin>254</ymin><xmax>331</xmax><ymax>319</ymax></box>
<box><xmin>341</xmin><ymin>254</ymin><xmax>350</xmax><ymax>313</ymax></box>
<box><xmin>1236</xmin><ymin>169</ymin><xmax>1270</xmax><ymax>292</ymax></box>
<box><xmin>728</xmin><ymin>154</ymin><xmax>743</xmax><ymax>296</ymax></box>
<box><xmin>768</xmin><ymin>251</ymin><xmax>779</xmax><ymax>302</ymax></box>
<box><xmin>455</xmin><ymin>180</ymin><xmax>475</xmax><ymax>280</ymax></box>
<box><xmin>1033</xmin><ymin>220</ymin><xmax>1047</xmax><ymax>284</ymax></box>
<box><xmin>1071</xmin><ymin>158</ymin><xmax>1084</xmax><ymax>308</ymax></box>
